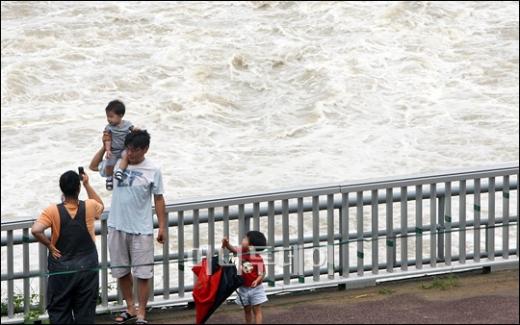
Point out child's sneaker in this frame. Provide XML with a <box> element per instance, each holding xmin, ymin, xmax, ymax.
<box><xmin>114</xmin><ymin>169</ymin><xmax>124</xmax><ymax>181</ymax></box>
<box><xmin>106</xmin><ymin>177</ymin><xmax>114</xmax><ymax>191</ymax></box>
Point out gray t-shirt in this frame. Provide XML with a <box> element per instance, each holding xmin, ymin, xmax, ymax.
<box><xmin>108</xmin><ymin>158</ymin><xmax>164</xmax><ymax>235</ymax></box>
<box><xmin>104</xmin><ymin>120</ymin><xmax>133</xmax><ymax>156</ymax></box>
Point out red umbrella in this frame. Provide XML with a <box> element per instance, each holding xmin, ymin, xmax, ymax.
<box><xmin>192</xmin><ymin>257</ymin><xmax>223</xmax><ymax>324</ymax></box>
<box><xmin>192</xmin><ymin>256</ymin><xmax>244</xmax><ymax>324</ymax></box>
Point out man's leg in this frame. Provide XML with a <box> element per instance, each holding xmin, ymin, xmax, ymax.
<box><xmin>130</xmin><ymin>233</ymin><xmax>154</xmax><ymax>321</ymax></box>
<box><xmin>244</xmin><ymin>305</ymin><xmax>253</xmax><ymax>324</ymax></box>
<box><xmin>137</xmin><ymin>278</ymin><xmax>150</xmax><ymax>320</ymax></box>
<box><xmin>119</xmin><ymin>273</ymin><xmax>137</xmax><ymax>316</ymax></box>
<box><xmin>108</xmin><ymin>228</ymin><xmax>136</xmax><ymax>320</ymax></box>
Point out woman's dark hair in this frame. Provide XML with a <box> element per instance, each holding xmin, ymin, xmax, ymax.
<box><xmin>246</xmin><ymin>231</ymin><xmax>267</xmax><ymax>251</ymax></box>
<box><xmin>125</xmin><ymin>130</ymin><xmax>151</xmax><ymax>149</ymax></box>
<box><xmin>59</xmin><ymin>170</ymin><xmax>81</xmax><ymax>198</ymax></box>
<box><xmin>105</xmin><ymin>99</ymin><xmax>126</xmax><ymax>116</ymax></box>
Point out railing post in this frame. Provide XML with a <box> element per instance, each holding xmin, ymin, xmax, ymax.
<box><xmin>23</xmin><ymin>228</ymin><xmax>30</xmax><ymax>315</ymax></box>
<box><xmin>502</xmin><ymin>176</ymin><xmax>509</xmax><ymax>259</ymax></box>
<box><xmin>386</xmin><ymin>188</ymin><xmax>395</xmax><ymax>272</ymax></box>
<box><xmin>297</xmin><ymin>198</ymin><xmax>305</xmax><ymax>283</ymax></box>
<box><xmin>327</xmin><ymin>194</ymin><xmax>334</xmax><ymax>279</ymax></box>
<box><xmin>487</xmin><ymin>177</ymin><xmax>495</xmax><ymax>260</ymax></box>
<box><xmin>162</xmin><ymin>212</ymin><xmax>170</xmax><ymax>300</ymax></box>
<box><xmin>312</xmin><ymin>196</ymin><xmax>320</xmax><ymax>281</ymax></box>
<box><xmin>267</xmin><ymin>201</ymin><xmax>275</xmax><ymax>286</ymax></box>
<box><xmin>282</xmin><ymin>199</ymin><xmax>291</xmax><ymax>284</ymax></box>
<box><xmin>178</xmin><ymin>211</ymin><xmax>184</xmax><ymax>297</ymax></box>
<box><xmin>7</xmin><ymin>230</ymin><xmax>14</xmax><ymax>318</ymax></box>
<box><xmin>415</xmin><ymin>185</ymin><xmax>423</xmax><ymax>269</ymax></box>
<box><xmin>430</xmin><ymin>184</ymin><xmax>437</xmax><ymax>267</ymax></box>
<box><xmin>444</xmin><ymin>182</ymin><xmax>452</xmax><ymax>266</ymax></box>
<box><xmin>356</xmin><ymin>191</ymin><xmax>364</xmax><ymax>276</ymax></box>
<box><xmin>38</xmin><ymin>242</ymin><xmax>47</xmax><ymax>313</ymax></box>
<box><xmin>459</xmin><ymin>180</ymin><xmax>466</xmax><ymax>264</ymax></box>
<box><xmin>101</xmin><ymin>217</ymin><xmax>109</xmax><ymax>306</ymax></box>
<box><xmin>207</xmin><ymin>208</ymin><xmax>215</xmax><ymax>275</ymax></box>
<box><xmin>371</xmin><ymin>190</ymin><xmax>379</xmax><ymax>274</ymax></box>
<box><xmin>437</xmin><ymin>194</ymin><xmax>445</xmax><ymax>262</ymax></box>
<box><xmin>340</xmin><ymin>193</ymin><xmax>349</xmax><ymax>278</ymax></box>
<box><xmin>474</xmin><ymin>179</ymin><xmax>481</xmax><ymax>262</ymax></box>
<box><xmin>400</xmin><ymin>186</ymin><xmax>408</xmax><ymax>271</ymax></box>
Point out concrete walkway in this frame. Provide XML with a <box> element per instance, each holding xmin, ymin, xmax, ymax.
<box><xmin>96</xmin><ymin>269</ymin><xmax>519</xmax><ymax>324</ymax></box>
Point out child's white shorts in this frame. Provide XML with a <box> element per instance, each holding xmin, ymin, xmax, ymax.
<box><xmin>235</xmin><ymin>285</ymin><xmax>268</xmax><ymax>307</ymax></box>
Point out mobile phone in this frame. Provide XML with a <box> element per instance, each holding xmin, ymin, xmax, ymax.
<box><xmin>78</xmin><ymin>166</ymin><xmax>85</xmax><ymax>176</ymax></box>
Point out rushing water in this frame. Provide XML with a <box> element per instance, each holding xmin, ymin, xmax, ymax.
<box><xmin>1</xmin><ymin>1</ymin><xmax>519</xmax><ymax>221</ymax></box>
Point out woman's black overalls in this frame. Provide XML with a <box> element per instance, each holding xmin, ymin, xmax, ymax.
<box><xmin>47</xmin><ymin>201</ymin><xmax>99</xmax><ymax>324</ymax></box>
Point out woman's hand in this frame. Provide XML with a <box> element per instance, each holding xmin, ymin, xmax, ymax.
<box><xmin>49</xmin><ymin>244</ymin><xmax>62</xmax><ymax>259</ymax></box>
<box><xmin>81</xmin><ymin>171</ymin><xmax>90</xmax><ymax>185</ymax></box>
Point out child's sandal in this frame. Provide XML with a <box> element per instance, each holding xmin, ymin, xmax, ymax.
<box><xmin>114</xmin><ymin>170</ymin><xmax>124</xmax><ymax>181</ymax></box>
<box><xmin>106</xmin><ymin>177</ymin><xmax>114</xmax><ymax>191</ymax></box>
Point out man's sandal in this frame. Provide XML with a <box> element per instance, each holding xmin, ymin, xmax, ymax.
<box><xmin>114</xmin><ymin>311</ymin><xmax>136</xmax><ymax>324</ymax></box>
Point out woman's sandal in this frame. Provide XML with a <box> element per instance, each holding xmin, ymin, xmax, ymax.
<box><xmin>136</xmin><ymin>319</ymin><xmax>149</xmax><ymax>324</ymax></box>
<box><xmin>114</xmin><ymin>311</ymin><xmax>137</xmax><ymax>324</ymax></box>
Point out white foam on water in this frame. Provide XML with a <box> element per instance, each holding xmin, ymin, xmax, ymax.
<box><xmin>1</xmin><ymin>1</ymin><xmax>518</xmax><ymax>221</ymax></box>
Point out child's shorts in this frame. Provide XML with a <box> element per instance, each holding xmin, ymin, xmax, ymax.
<box><xmin>235</xmin><ymin>285</ymin><xmax>268</xmax><ymax>307</ymax></box>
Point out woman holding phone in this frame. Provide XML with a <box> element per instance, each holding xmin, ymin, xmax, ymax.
<box><xmin>31</xmin><ymin>169</ymin><xmax>104</xmax><ymax>324</ymax></box>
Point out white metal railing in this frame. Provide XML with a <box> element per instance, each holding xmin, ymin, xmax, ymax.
<box><xmin>1</xmin><ymin>163</ymin><xmax>519</xmax><ymax>323</ymax></box>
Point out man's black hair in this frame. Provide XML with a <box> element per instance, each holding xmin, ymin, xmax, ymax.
<box><xmin>125</xmin><ymin>129</ymin><xmax>150</xmax><ymax>149</ymax></box>
<box><xmin>246</xmin><ymin>231</ymin><xmax>267</xmax><ymax>251</ymax></box>
<box><xmin>60</xmin><ymin>170</ymin><xmax>81</xmax><ymax>198</ymax></box>
<box><xmin>105</xmin><ymin>99</ymin><xmax>126</xmax><ymax>116</ymax></box>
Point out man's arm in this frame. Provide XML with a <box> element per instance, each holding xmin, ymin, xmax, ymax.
<box><xmin>154</xmin><ymin>194</ymin><xmax>167</xmax><ymax>244</ymax></box>
<box><xmin>89</xmin><ymin>146</ymin><xmax>105</xmax><ymax>171</ymax></box>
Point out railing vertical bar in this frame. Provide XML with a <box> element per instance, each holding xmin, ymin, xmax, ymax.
<box><xmin>23</xmin><ymin>228</ymin><xmax>30</xmax><ymax>315</ymax></box>
<box><xmin>282</xmin><ymin>199</ymin><xmax>290</xmax><ymax>284</ymax></box>
<box><xmin>517</xmin><ymin>172</ymin><xmax>519</xmax><ymax>258</ymax></box>
<box><xmin>162</xmin><ymin>212</ymin><xmax>170</xmax><ymax>299</ymax></box>
<box><xmin>474</xmin><ymin>179</ymin><xmax>481</xmax><ymax>262</ymax></box>
<box><xmin>222</xmin><ymin>206</ymin><xmax>229</xmax><ymax>262</ymax></box>
<box><xmin>267</xmin><ymin>201</ymin><xmax>275</xmax><ymax>286</ymax></box>
<box><xmin>238</xmin><ymin>204</ymin><xmax>245</xmax><ymax>246</ymax></box>
<box><xmin>341</xmin><ymin>193</ymin><xmax>349</xmax><ymax>278</ymax></box>
<box><xmin>177</xmin><ymin>211</ymin><xmax>184</xmax><ymax>297</ymax></box>
<box><xmin>312</xmin><ymin>196</ymin><xmax>320</xmax><ymax>281</ymax></box>
<box><xmin>502</xmin><ymin>176</ymin><xmax>509</xmax><ymax>259</ymax></box>
<box><xmin>356</xmin><ymin>191</ymin><xmax>364</xmax><ymax>276</ymax></box>
<box><xmin>207</xmin><ymin>208</ymin><xmax>215</xmax><ymax>275</ymax></box>
<box><xmin>38</xmin><ymin>242</ymin><xmax>47</xmax><ymax>312</ymax></box>
<box><xmin>430</xmin><ymin>184</ymin><xmax>437</xmax><ymax>267</ymax></box>
<box><xmin>415</xmin><ymin>185</ymin><xmax>423</xmax><ymax>269</ymax></box>
<box><xmin>297</xmin><ymin>198</ymin><xmax>305</xmax><ymax>283</ymax></box>
<box><xmin>400</xmin><ymin>186</ymin><xmax>408</xmax><ymax>271</ymax></box>
<box><xmin>445</xmin><ymin>182</ymin><xmax>452</xmax><ymax>265</ymax></box>
<box><xmin>488</xmin><ymin>177</ymin><xmax>495</xmax><ymax>260</ymax></box>
<box><xmin>193</xmin><ymin>209</ymin><xmax>200</xmax><ymax>271</ymax></box>
<box><xmin>101</xmin><ymin>218</ymin><xmax>109</xmax><ymax>306</ymax></box>
<box><xmin>7</xmin><ymin>230</ymin><xmax>14</xmax><ymax>318</ymax></box>
<box><xmin>371</xmin><ymin>189</ymin><xmax>378</xmax><ymax>274</ymax></box>
<box><xmin>253</xmin><ymin>202</ymin><xmax>260</xmax><ymax>231</ymax></box>
<box><xmin>459</xmin><ymin>180</ymin><xmax>466</xmax><ymax>264</ymax></box>
<box><xmin>437</xmin><ymin>195</ymin><xmax>445</xmax><ymax>262</ymax></box>
<box><xmin>327</xmin><ymin>194</ymin><xmax>334</xmax><ymax>279</ymax></box>
<box><xmin>386</xmin><ymin>188</ymin><xmax>394</xmax><ymax>272</ymax></box>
